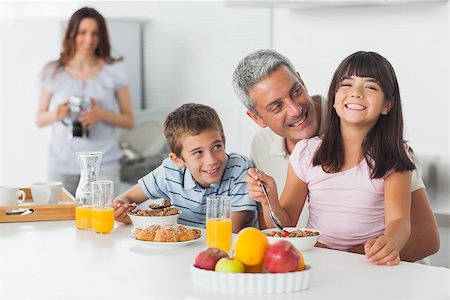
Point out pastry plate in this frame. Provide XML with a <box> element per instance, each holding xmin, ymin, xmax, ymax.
<box><xmin>128</xmin><ymin>235</ymin><xmax>203</xmax><ymax>249</ymax></box>
<box><xmin>191</xmin><ymin>265</ymin><xmax>312</xmax><ymax>294</ymax></box>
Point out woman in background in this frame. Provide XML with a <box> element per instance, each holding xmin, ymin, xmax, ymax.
<box><xmin>36</xmin><ymin>7</ymin><xmax>134</xmax><ymax>196</ymax></box>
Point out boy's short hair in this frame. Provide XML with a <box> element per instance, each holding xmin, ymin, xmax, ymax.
<box><xmin>163</xmin><ymin>103</ymin><xmax>226</xmax><ymax>157</ymax></box>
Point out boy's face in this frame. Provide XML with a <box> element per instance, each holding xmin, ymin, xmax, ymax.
<box><xmin>175</xmin><ymin>129</ymin><xmax>226</xmax><ymax>188</ymax></box>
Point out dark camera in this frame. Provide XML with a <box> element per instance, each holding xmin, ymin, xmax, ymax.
<box><xmin>69</xmin><ymin>96</ymin><xmax>91</xmax><ymax>138</ymax></box>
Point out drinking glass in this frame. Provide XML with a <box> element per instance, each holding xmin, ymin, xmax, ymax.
<box><xmin>92</xmin><ymin>180</ymin><xmax>115</xmax><ymax>234</ymax></box>
<box><xmin>206</xmin><ymin>196</ymin><xmax>232</xmax><ymax>253</ymax></box>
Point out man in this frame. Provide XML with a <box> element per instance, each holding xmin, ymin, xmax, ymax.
<box><xmin>232</xmin><ymin>49</ymin><xmax>439</xmax><ymax>262</ymax></box>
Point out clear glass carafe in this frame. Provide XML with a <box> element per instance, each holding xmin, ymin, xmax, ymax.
<box><xmin>75</xmin><ymin>151</ymin><xmax>103</xmax><ymax>229</ymax></box>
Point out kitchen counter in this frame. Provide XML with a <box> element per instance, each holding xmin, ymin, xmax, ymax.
<box><xmin>0</xmin><ymin>221</ymin><xmax>449</xmax><ymax>300</ymax></box>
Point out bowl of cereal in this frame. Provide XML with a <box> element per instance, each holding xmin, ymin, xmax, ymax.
<box><xmin>127</xmin><ymin>200</ymin><xmax>181</xmax><ymax>229</ymax></box>
<box><xmin>262</xmin><ymin>227</ymin><xmax>321</xmax><ymax>252</ymax></box>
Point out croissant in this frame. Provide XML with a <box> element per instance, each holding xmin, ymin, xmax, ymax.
<box><xmin>133</xmin><ymin>224</ymin><xmax>202</xmax><ymax>242</ymax></box>
<box><xmin>191</xmin><ymin>228</ymin><xmax>202</xmax><ymax>240</ymax></box>
<box><xmin>154</xmin><ymin>225</ymin><xmax>178</xmax><ymax>242</ymax></box>
<box><xmin>174</xmin><ymin>225</ymin><xmax>195</xmax><ymax>242</ymax></box>
<box><xmin>135</xmin><ymin>224</ymin><xmax>161</xmax><ymax>241</ymax></box>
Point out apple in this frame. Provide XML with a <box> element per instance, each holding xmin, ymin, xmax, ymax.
<box><xmin>194</xmin><ymin>247</ymin><xmax>229</xmax><ymax>270</ymax></box>
<box><xmin>215</xmin><ymin>257</ymin><xmax>245</xmax><ymax>273</ymax></box>
<box><xmin>264</xmin><ymin>240</ymin><xmax>300</xmax><ymax>273</ymax></box>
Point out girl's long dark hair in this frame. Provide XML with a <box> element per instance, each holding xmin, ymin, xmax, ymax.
<box><xmin>57</xmin><ymin>7</ymin><xmax>121</xmax><ymax>68</ymax></box>
<box><xmin>313</xmin><ymin>51</ymin><xmax>415</xmax><ymax>178</ymax></box>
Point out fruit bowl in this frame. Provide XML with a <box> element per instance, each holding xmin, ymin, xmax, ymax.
<box><xmin>190</xmin><ymin>265</ymin><xmax>312</xmax><ymax>294</ymax></box>
<box><xmin>127</xmin><ymin>211</ymin><xmax>181</xmax><ymax>229</ymax></box>
<box><xmin>262</xmin><ymin>227</ymin><xmax>321</xmax><ymax>252</ymax></box>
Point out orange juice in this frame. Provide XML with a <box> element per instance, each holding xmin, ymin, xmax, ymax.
<box><xmin>92</xmin><ymin>207</ymin><xmax>114</xmax><ymax>234</ymax></box>
<box><xmin>206</xmin><ymin>218</ymin><xmax>232</xmax><ymax>253</ymax></box>
<box><xmin>75</xmin><ymin>205</ymin><xmax>92</xmax><ymax>229</ymax></box>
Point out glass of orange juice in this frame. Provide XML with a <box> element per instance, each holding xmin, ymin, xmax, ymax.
<box><xmin>92</xmin><ymin>180</ymin><xmax>115</xmax><ymax>234</ymax></box>
<box><xmin>75</xmin><ymin>204</ymin><xmax>93</xmax><ymax>229</ymax></box>
<box><xmin>206</xmin><ymin>196</ymin><xmax>232</xmax><ymax>253</ymax></box>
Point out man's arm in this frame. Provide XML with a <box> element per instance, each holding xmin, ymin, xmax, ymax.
<box><xmin>400</xmin><ymin>188</ymin><xmax>440</xmax><ymax>262</ymax></box>
<box><xmin>347</xmin><ymin>188</ymin><xmax>440</xmax><ymax>262</ymax></box>
<box><xmin>231</xmin><ymin>211</ymin><xmax>254</xmax><ymax>233</ymax></box>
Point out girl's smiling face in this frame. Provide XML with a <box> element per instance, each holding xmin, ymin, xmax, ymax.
<box><xmin>334</xmin><ymin>75</ymin><xmax>392</xmax><ymax>129</ymax></box>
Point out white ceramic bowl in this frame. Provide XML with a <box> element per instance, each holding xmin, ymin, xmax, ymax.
<box><xmin>127</xmin><ymin>211</ymin><xmax>181</xmax><ymax>229</ymax></box>
<box><xmin>262</xmin><ymin>227</ymin><xmax>321</xmax><ymax>252</ymax></box>
<box><xmin>190</xmin><ymin>265</ymin><xmax>312</xmax><ymax>294</ymax></box>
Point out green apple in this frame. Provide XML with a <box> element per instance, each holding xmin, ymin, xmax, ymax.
<box><xmin>214</xmin><ymin>257</ymin><xmax>245</xmax><ymax>273</ymax></box>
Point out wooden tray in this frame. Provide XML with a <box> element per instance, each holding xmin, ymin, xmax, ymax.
<box><xmin>0</xmin><ymin>188</ymin><xmax>78</xmax><ymax>223</ymax></box>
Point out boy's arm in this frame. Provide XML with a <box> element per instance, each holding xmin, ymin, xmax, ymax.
<box><xmin>113</xmin><ymin>184</ymin><xmax>148</xmax><ymax>224</ymax></box>
<box><xmin>231</xmin><ymin>211</ymin><xmax>255</xmax><ymax>233</ymax></box>
<box><xmin>365</xmin><ymin>171</ymin><xmax>411</xmax><ymax>265</ymax></box>
<box><xmin>228</xmin><ymin>156</ymin><xmax>260</xmax><ymax>232</ymax></box>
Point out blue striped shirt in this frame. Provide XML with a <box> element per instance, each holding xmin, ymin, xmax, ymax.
<box><xmin>138</xmin><ymin>153</ymin><xmax>258</xmax><ymax>228</ymax></box>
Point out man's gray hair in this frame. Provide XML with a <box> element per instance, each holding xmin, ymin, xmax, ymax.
<box><xmin>232</xmin><ymin>49</ymin><xmax>296</xmax><ymax>115</ymax></box>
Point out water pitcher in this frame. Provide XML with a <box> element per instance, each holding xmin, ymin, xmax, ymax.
<box><xmin>75</xmin><ymin>151</ymin><xmax>102</xmax><ymax>229</ymax></box>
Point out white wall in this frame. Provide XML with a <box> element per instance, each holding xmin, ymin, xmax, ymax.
<box><xmin>0</xmin><ymin>2</ymin><xmax>271</xmax><ymax>185</ymax></box>
<box><xmin>90</xmin><ymin>1</ymin><xmax>271</xmax><ymax>156</ymax></box>
<box><xmin>272</xmin><ymin>2</ymin><xmax>449</xmax><ymax>157</ymax></box>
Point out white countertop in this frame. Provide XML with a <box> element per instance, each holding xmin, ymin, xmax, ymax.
<box><xmin>0</xmin><ymin>221</ymin><xmax>449</xmax><ymax>300</ymax></box>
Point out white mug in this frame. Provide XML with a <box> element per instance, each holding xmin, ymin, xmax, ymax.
<box><xmin>0</xmin><ymin>186</ymin><xmax>27</xmax><ymax>206</ymax></box>
<box><xmin>31</xmin><ymin>182</ymin><xmax>63</xmax><ymax>205</ymax></box>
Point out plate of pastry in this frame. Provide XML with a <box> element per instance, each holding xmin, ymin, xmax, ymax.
<box><xmin>129</xmin><ymin>224</ymin><xmax>203</xmax><ymax>249</ymax></box>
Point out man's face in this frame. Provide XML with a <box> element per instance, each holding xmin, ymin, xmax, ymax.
<box><xmin>247</xmin><ymin>65</ymin><xmax>319</xmax><ymax>148</ymax></box>
<box><xmin>178</xmin><ymin>129</ymin><xmax>226</xmax><ymax>188</ymax></box>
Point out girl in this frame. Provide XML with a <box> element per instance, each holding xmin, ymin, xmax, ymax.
<box><xmin>247</xmin><ymin>51</ymin><xmax>415</xmax><ymax>266</ymax></box>
<box><xmin>36</xmin><ymin>7</ymin><xmax>134</xmax><ymax>195</ymax></box>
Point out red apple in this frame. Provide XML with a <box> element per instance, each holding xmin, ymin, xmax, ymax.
<box><xmin>194</xmin><ymin>247</ymin><xmax>229</xmax><ymax>270</ymax></box>
<box><xmin>264</xmin><ymin>240</ymin><xmax>300</xmax><ymax>273</ymax></box>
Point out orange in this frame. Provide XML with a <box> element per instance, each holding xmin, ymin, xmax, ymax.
<box><xmin>244</xmin><ymin>262</ymin><xmax>264</xmax><ymax>273</ymax></box>
<box><xmin>234</xmin><ymin>227</ymin><xmax>269</xmax><ymax>266</ymax></box>
<box><xmin>297</xmin><ymin>249</ymin><xmax>305</xmax><ymax>271</ymax></box>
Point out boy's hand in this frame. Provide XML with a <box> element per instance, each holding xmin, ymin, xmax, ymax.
<box><xmin>113</xmin><ymin>198</ymin><xmax>137</xmax><ymax>224</ymax></box>
<box><xmin>244</xmin><ymin>168</ymin><xmax>278</xmax><ymax>206</ymax></box>
<box><xmin>364</xmin><ymin>236</ymin><xmax>401</xmax><ymax>266</ymax></box>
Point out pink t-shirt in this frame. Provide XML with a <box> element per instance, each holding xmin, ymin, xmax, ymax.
<box><xmin>289</xmin><ymin>136</ymin><xmax>385</xmax><ymax>250</ymax></box>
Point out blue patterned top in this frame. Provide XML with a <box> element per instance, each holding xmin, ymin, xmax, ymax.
<box><xmin>138</xmin><ymin>153</ymin><xmax>258</xmax><ymax>228</ymax></box>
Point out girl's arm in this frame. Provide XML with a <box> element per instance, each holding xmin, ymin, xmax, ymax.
<box><xmin>246</xmin><ymin>165</ymin><xmax>308</xmax><ymax>228</ymax></box>
<box><xmin>80</xmin><ymin>86</ymin><xmax>134</xmax><ymax>129</ymax></box>
<box><xmin>36</xmin><ymin>89</ymin><xmax>69</xmax><ymax>127</ymax></box>
<box><xmin>365</xmin><ymin>171</ymin><xmax>411</xmax><ymax>265</ymax></box>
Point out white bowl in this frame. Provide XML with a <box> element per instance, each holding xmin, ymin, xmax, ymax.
<box><xmin>262</xmin><ymin>227</ymin><xmax>321</xmax><ymax>252</ymax></box>
<box><xmin>190</xmin><ymin>265</ymin><xmax>312</xmax><ymax>294</ymax></box>
<box><xmin>127</xmin><ymin>211</ymin><xmax>181</xmax><ymax>229</ymax></box>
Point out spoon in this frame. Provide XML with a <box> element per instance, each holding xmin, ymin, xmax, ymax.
<box><xmin>255</xmin><ymin>168</ymin><xmax>284</xmax><ymax>230</ymax></box>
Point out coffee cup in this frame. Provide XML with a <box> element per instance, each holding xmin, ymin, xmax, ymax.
<box><xmin>31</xmin><ymin>182</ymin><xmax>63</xmax><ymax>205</ymax></box>
<box><xmin>0</xmin><ymin>186</ymin><xmax>27</xmax><ymax>206</ymax></box>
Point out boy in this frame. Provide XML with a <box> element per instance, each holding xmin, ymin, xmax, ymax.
<box><xmin>114</xmin><ymin>103</ymin><xmax>258</xmax><ymax>232</ymax></box>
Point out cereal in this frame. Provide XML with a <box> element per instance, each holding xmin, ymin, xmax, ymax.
<box><xmin>266</xmin><ymin>229</ymin><xmax>320</xmax><ymax>238</ymax></box>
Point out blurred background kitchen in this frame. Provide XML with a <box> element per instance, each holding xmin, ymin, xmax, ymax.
<box><xmin>0</xmin><ymin>1</ymin><xmax>448</xmax><ymax>267</ymax></box>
